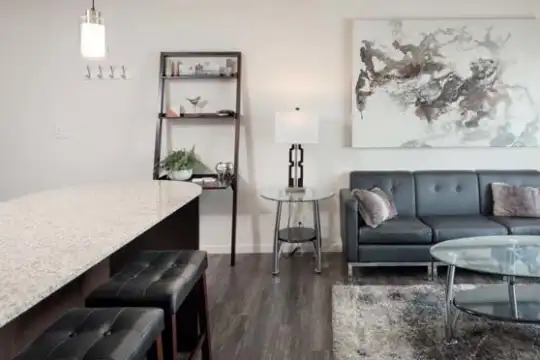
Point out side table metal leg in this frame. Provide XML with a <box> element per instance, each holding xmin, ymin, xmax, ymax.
<box><xmin>272</xmin><ymin>201</ymin><xmax>283</xmax><ymax>275</ymax></box>
<box><xmin>314</xmin><ymin>200</ymin><xmax>322</xmax><ymax>274</ymax></box>
<box><xmin>444</xmin><ymin>265</ymin><xmax>457</xmax><ymax>343</ymax></box>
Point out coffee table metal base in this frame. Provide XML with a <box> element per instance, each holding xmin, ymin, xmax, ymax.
<box><xmin>444</xmin><ymin>265</ymin><xmax>458</xmax><ymax>343</ymax></box>
<box><xmin>444</xmin><ymin>268</ymin><xmax>540</xmax><ymax>343</ymax></box>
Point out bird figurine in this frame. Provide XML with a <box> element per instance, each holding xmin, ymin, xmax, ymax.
<box><xmin>186</xmin><ymin>96</ymin><xmax>201</xmax><ymax>113</ymax></box>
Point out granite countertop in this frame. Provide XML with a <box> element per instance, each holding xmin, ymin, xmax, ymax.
<box><xmin>0</xmin><ymin>180</ymin><xmax>201</xmax><ymax>328</ymax></box>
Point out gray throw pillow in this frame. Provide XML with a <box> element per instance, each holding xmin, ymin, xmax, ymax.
<box><xmin>352</xmin><ymin>187</ymin><xmax>398</xmax><ymax>228</ymax></box>
<box><xmin>492</xmin><ymin>182</ymin><xmax>540</xmax><ymax>217</ymax></box>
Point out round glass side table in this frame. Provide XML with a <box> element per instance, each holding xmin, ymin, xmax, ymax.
<box><xmin>260</xmin><ymin>188</ymin><xmax>334</xmax><ymax>275</ymax></box>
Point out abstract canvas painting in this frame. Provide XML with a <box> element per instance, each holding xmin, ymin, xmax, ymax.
<box><xmin>351</xmin><ymin>18</ymin><xmax>540</xmax><ymax>148</ymax></box>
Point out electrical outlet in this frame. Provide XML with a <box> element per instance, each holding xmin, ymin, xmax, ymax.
<box><xmin>54</xmin><ymin>123</ymin><xmax>69</xmax><ymax>139</ymax></box>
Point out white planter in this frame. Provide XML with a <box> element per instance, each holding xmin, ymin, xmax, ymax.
<box><xmin>169</xmin><ymin>169</ymin><xmax>193</xmax><ymax>181</ymax></box>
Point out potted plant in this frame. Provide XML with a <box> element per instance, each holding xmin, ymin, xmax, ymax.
<box><xmin>160</xmin><ymin>146</ymin><xmax>200</xmax><ymax>181</ymax></box>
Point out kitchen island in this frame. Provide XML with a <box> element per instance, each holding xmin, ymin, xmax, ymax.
<box><xmin>0</xmin><ymin>180</ymin><xmax>202</xmax><ymax>359</ymax></box>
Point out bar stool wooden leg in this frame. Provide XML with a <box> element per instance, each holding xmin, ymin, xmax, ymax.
<box><xmin>147</xmin><ymin>334</ymin><xmax>164</xmax><ymax>360</ymax></box>
<box><xmin>198</xmin><ymin>274</ymin><xmax>213</xmax><ymax>360</ymax></box>
<box><xmin>171</xmin><ymin>315</ymin><xmax>179</xmax><ymax>359</ymax></box>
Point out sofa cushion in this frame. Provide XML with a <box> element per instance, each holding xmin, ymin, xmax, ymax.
<box><xmin>414</xmin><ymin>171</ymin><xmax>480</xmax><ymax>216</ymax></box>
<box><xmin>490</xmin><ymin>216</ymin><xmax>540</xmax><ymax>235</ymax></box>
<box><xmin>358</xmin><ymin>217</ymin><xmax>432</xmax><ymax>244</ymax></box>
<box><xmin>420</xmin><ymin>215</ymin><xmax>508</xmax><ymax>243</ymax></box>
<box><xmin>477</xmin><ymin>170</ymin><xmax>540</xmax><ymax>215</ymax></box>
<box><xmin>349</xmin><ymin>171</ymin><xmax>416</xmax><ymax>216</ymax></box>
<box><xmin>358</xmin><ymin>245</ymin><xmax>433</xmax><ymax>263</ymax></box>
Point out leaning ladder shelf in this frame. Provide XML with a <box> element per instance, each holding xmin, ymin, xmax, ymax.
<box><xmin>152</xmin><ymin>51</ymin><xmax>242</xmax><ymax>266</ymax></box>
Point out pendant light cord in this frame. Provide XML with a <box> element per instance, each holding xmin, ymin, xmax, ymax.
<box><xmin>91</xmin><ymin>0</ymin><xmax>95</xmax><ymax>10</ymax></box>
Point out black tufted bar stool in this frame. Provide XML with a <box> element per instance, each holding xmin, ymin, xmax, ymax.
<box><xmin>86</xmin><ymin>250</ymin><xmax>211</xmax><ymax>360</ymax></box>
<box><xmin>12</xmin><ymin>307</ymin><xmax>164</xmax><ymax>360</ymax></box>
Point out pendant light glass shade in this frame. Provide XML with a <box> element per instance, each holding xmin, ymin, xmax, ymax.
<box><xmin>81</xmin><ymin>9</ymin><xmax>105</xmax><ymax>58</ymax></box>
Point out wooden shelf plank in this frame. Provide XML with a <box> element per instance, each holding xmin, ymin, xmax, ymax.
<box><xmin>161</xmin><ymin>51</ymin><xmax>241</xmax><ymax>58</ymax></box>
<box><xmin>161</xmin><ymin>74</ymin><xmax>237</xmax><ymax>80</ymax></box>
<box><xmin>158</xmin><ymin>174</ymin><xmax>233</xmax><ymax>191</ymax></box>
<box><xmin>159</xmin><ymin>112</ymin><xmax>236</xmax><ymax>120</ymax></box>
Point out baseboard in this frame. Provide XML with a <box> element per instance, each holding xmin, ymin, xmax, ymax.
<box><xmin>202</xmin><ymin>241</ymin><xmax>342</xmax><ymax>254</ymax></box>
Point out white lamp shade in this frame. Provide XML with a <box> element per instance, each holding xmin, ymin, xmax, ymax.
<box><xmin>274</xmin><ymin>110</ymin><xmax>319</xmax><ymax>144</ymax></box>
<box><xmin>81</xmin><ymin>20</ymin><xmax>106</xmax><ymax>58</ymax></box>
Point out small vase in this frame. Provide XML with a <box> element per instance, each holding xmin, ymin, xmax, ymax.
<box><xmin>169</xmin><ymin>169</ymin><xmax>193</xmax><ymax>181</ymax></box>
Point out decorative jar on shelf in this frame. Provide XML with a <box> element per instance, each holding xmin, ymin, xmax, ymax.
<box><xmin>169</xmin><ymin>169</ymin><xmax>193</xmax><ymax>181</ymax></box>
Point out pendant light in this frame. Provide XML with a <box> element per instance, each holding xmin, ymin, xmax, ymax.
<box><xmin>80</xmin><ymin>0</ymin><xmax>106</xmax><ymax>58</ymax></box>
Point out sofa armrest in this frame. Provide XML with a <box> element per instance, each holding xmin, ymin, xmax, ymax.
<box><xmin>340</xmin><ymin>188</ymin><xmax>359</xmax><ymax>262</ymax></box>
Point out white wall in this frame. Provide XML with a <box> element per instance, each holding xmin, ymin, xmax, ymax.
<box><xmin>1</xmin><ymin>0</ymin><xmax>539</xmax><ymax>253</ymax></box>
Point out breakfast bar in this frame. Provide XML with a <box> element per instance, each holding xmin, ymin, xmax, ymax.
<box><xmin>0</xmin><ymin>181</ymin><xmax>202</xmax><ymax>359</ymax></box>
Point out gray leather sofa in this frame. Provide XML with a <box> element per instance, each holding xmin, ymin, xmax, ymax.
<box><xmin>340</xmin><ymin>170</ymin><xmax>540</xmax><ymax>276</ymax></box>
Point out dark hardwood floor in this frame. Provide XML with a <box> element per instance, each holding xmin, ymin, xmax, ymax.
<box><xmin>204</xmin><ymin>252</ymin><xmax>491</xmax><ymax>360</ymax></box>
<box><xmin>206</xmin><ymin>253</ymin><xmax>343</xmax><ymax>360</ymax></box>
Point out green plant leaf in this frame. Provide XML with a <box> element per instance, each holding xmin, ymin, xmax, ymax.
<box><xmin>160</xmin><ymin>146</ymin><xmax>201</xmax><ymax>171</ymax></box>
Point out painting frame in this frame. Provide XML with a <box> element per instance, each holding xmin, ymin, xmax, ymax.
<box><xmin>350</xmin><ymin>17</ymin><xmax>540</xmax><ymax>148</ymax></box>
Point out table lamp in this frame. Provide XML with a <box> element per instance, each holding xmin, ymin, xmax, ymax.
<box><xmin>275</xmin><ymin>108</ymin><xmax>319</xmax><ymax>193</ymax></box>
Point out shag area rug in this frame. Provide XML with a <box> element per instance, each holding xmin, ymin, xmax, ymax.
<box><xmin>332</xmin><ymin>284</ymin><xmax>540</xmax><ymax>360</ymax></box>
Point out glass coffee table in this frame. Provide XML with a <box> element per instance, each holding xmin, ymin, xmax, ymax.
<box><xmin>431</xmin><ymin>235</ymin><xmax>540</xmax><ymax>343</ymax></box>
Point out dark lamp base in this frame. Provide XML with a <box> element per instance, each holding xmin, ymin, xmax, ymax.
<box><xmin>285</xmin><ymin>187</ymin><xmax>306</xmax><ymax>194</ymax></box>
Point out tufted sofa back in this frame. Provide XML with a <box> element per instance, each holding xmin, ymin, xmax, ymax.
<box><xmin>414</xmin><ymin>171</ymin><xmax>479</xmax><ymax>216</ymax></box>
<box><xmin>350</xmin><ymin>170</ymin><xmax>540</xmax><ymax>218</ymax></box>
